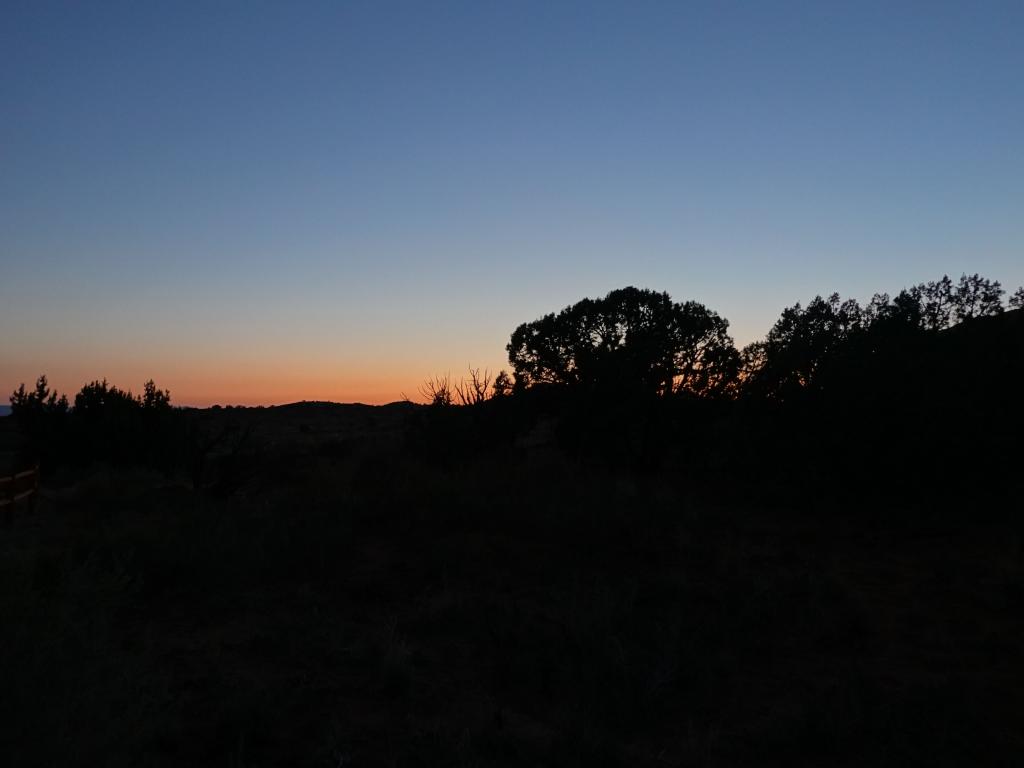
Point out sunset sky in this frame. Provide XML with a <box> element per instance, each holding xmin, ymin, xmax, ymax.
<box><xmin>3</xmin><ymin>1</ymin><xmax>1023</xmax><ymax>406</ymax></box>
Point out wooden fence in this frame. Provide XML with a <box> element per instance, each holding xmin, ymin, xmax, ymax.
<box><xmin>0</xmin><ymin>465</ymin><xmax>39</xmax><ymax>520</ymax></box>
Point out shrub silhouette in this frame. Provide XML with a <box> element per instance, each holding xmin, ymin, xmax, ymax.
<box><xmin>10</xmin><ymin>375</ymin><xmax>69</xmax><ymax>422</ymax></box>
<box><xmin>418</xmin><ymin>374</ymin><xmax>455</xmax><ymax>407</ymax></box>
<box><xmin>9</xmin><ymin>376</ymin><xmax>69</xmax><ymax>467</ymax></box>
<box><xmin>1010</xmin><ymin>286</ymin><xmax>1024</xmax><ymax>310</ymax></box>
<box><xmin>142</xmin><ymin>379</ymin><xmax>172</xmax><ymax>410</ymax></box>
<box><xmin>507</xmin><ymin>286</ymin><xmax>739</xmax><ymax>398</ymax></box>
<box><xmin>417</xmin><ymin>368</ymin><xmax>515</xmax><ymax>407</ymax></box>
<box><xmin>491</xmin><ymin>370</ymin><xmax>514</xmax><ymax>398</ymax></box>
<box><xmin>9</xmin><ymin>376</ymin><xmax>187</xmax><ymax>472</ymax></box>
<box><xmin>454</xmin><ymin>367</ymin><xmax>492</xmax><ymax>406</ymax></box>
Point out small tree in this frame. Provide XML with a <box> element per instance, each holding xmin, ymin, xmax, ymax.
<box><xmin>491</xmin><ymin>370</ymin><xmax>513</xmax><ymax>398</ymax></box>
<box><xmin>9</xmin><ymin>375</ymin><xmax>69</xmax><ymax>468</ymax></box>
<box><xmin>74</xmin><ymin>379</ymin><xmax>140</xmax><ymax>414</ymax></box>
<box><xmin>1009</xmin><ymin>287</ymin><xmax>1024</xmax><ymax>310</ymax></box>
<box><xmin>142</xmin><ymin>379</ymin><xmax>171</xmax><ymax>410</ymax></box>
<box><xmin>10</xmin><ymin>375</ymin><xmax>69</xmax><ymax>420</ymax></box>
<box><xmin>455</xmin><ymin>368</ymin><xmax>492</xmax><ymax>406</ymax></box>
<box><xmin>419</xmin><ymin>374</ymin><xmax>454</xmax><ymax>407</ymax></box>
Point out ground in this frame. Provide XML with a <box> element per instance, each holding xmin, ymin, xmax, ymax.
<box><xmin>1</xmin><ymin>404</ymin><xmax>1022</xmax><ymax>766</ymax></box>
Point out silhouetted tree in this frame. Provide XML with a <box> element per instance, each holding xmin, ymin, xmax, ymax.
<box><xmin>742</xmin><ymin>293</ymin><xmax>862</xmax><ymax>399</ymax></box>
<box><xmin>74</xmin><ymin>379</ymin><xmax>140</xmax><ymax>415</ymax></box>
<box><xmin>10</xmin><ymin>375</ymin><xmax>69</xmax><ymax>421</ymax></box>
<box><xmin>952</xmin><ymin>273</ymin><xmax>1003</xmax><ymax>322</ymax></box>
<box><xmin>9</xmin><ymin>376</ymin><xmax>69</xmax><ymax>466</ymax></box>
<box><xmin>887</xmin><ymin>289</ymin><xmax>926</xmax><ymax>328</ymax></box>
<box><xmin>912</xmin><ymin>275</ymin><xmax>953</xmax><ymax>330</ymax></box>
<box><xmin>419</xmin><ymin>374</ymin><xmax>454</xmax><ymax>407</ymax></box>
<box><xmin>738</xmin><ymin>341</ymin><xmax>767</xmax><ymax>386</ymax></box>
<box><xmin>507</xmin><ymin>287</ymin><xmax>738</xmax><ymax>397</ymax></box>
<box><xmin>10</xmin><ymin>375</ymin><xmax>188</xmax><ymax>471</ymax></box>
<box><xmin>491</xmin><ymin>370</ymin><xmax>514</xmax><ymax>398</ymax></box>
<box><xmin>741</xmin><ymin>272</ymin><xmax>1014</xmax><ymax>402</ymax></box>
<box><xmin>1009</xmin><ymin>287</ymin><xmax>1024</xmax><ymax>310</ymax></box>
<box><xmin>860</xmin><ymin>292</ymin><xmax>891</xmax><ymax>326</ymax></box>
<box><xmin>142</xmin><ymin>379</ymin><xmax>171</xmax><ymax>410</ymax></box>
<box><xmin>455</xmin><ymin>368</ymin><xmax>492</xmax><ymax>406</ymax></box>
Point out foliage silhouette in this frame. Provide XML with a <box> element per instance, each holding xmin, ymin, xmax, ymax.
<box><xmin>739</xmin><ymin>273</ymin><xmax>1015</xmax><ymax>402</ymax></box>
<box><xmin>507</xmin><ymin>286</ymin><xmax>739</xmax><ymax>398</ymax></box>
<box><xmin>454</xmin><ymin>367</ymin><xmax>493</xmax><ymax>406</ymax></box>
<box><xmin>3</xmin><ymin>272</ymin><xmax>1023</xmax><ymax>768</ymax></box>
<box><xmin>486</xmin><ymin>272</ymin><xmax>1023</xmax><ymax>480</ymax></box>
<box><xmin>9</xmin><ymin>376</ymin><xmax>189</xmax><ymax>472</ymax></box>
<box><xmin>8</xmin><ymin>375</ymin><xmax>69</xmax><ymax>467</ymax></box>
<box><xmin>739</xmin><ymin>292</ymin><xmax>863</xmax><ymax>400</ymax></box>
<box><xmin>952</xmin><ymin>273</ymin><xmax>1004</xmax><ymax>322</ymax></box>
<box><xmin>418</xmin><ymin>374</ymin><xmax>454</xmax><ymax>407</ymax></box>
<box><xmin>491</xmin><ymin>369</ymin><xmax>514</xmax><ymax>398</ymax></box>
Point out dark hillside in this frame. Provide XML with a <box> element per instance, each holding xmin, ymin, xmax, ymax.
<box><xmin>2</xmin><ymin>377</ymin><xmax>1022</xmax><ymax>765</ymax></box>
<box><xmin>0</xmin><ymin>414</ymin><xmax>23</xmax><ymax>474</ymax></box>
<box><xmin>2</xmin><ymin>290</ymin><xmax>1022</xmax><ymax>766</ymax></box>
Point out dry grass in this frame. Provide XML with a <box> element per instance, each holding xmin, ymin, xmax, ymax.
<box><xmin>0</xmin><ymin>405</ymin><xmax>1022</xmax><ymax>766</ymax></box>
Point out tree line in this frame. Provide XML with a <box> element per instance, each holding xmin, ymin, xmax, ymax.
<box><xmin>422</xmin><ymin>272</ymin><xmax>1023</xmax><ymax>405</ymax></box>
<box><xmin>7</xmin><ymin>377</ymin><xmax>184</xmax><ymax>471</ymax></box>
<box><xmin>7</xmin><ymin>271</ymin><xmax>1022</xmax><ymax>480</ymax></box>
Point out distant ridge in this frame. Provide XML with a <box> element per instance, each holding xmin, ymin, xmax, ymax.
<box><xmin>0</xmin><ymin>405</ymin><xmax>11</xmax><ymax>418</ymax></box>
<box><xmin>272</xmin><ymin>400</ymin><xmax>420</xmax><ymax>411</ymax></box>
<box><xmin>200</xmin><ymin>400</ymin><xmax>422</xmax><ymax>412</ymax></box>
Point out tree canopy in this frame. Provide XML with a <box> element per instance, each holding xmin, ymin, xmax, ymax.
<box><xmin>507</xmin><ymin>287</ymin><xmax>739</xmax><ymax>397</ymax></box>
<box><xmin>740</xmin><ymin>273</ymin><xmax>1013</xmax><ymax>400</ymax></box>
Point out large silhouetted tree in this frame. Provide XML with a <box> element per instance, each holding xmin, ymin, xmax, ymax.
<box><xmin>507</xmin><ymin>287</ymin><xmax>739</xmax><ymax>397</ymax></box>
<box><xmin>952</xmin><ymin>273</ymin><xmax>1003</xmax><ymax>322</ymax></box>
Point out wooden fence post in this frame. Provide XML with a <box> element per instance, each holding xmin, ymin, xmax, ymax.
<box><xmin>0</xmin><ymin>466</ymin><xmax>40</xmax><ymax>524</ymax></box>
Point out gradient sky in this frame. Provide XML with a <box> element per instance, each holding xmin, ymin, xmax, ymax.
<box><xmin>2</xmin><ymin>1</ymin><xmax>1022</xmax><ymax>405</ymax></box>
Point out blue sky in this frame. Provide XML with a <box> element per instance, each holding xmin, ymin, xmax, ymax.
<box><xmin>2</xmin><ymin>1</ymin><xmax>1022</xmax><ymax>404</ymax></box>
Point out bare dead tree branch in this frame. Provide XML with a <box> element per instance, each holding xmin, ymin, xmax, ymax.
<box><xmin>455</xmin><ymin>367</ymin><xmax>492</xmax><ymax>406</ymax></box>
<box><xmin>419</xmin><ymin>374</ymin><xmax>454</xmax><ymax>407</ymax></box>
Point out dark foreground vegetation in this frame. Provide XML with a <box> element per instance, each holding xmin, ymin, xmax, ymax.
<box><xmin>2</xmin><ymin>274</ymin><xmax>1023</xmax><ymax>766</ymax></box>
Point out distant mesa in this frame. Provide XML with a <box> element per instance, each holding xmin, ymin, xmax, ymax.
<box><xmin>248</xmin><ymin>400</ymin><xmax>420</xmax><ymax>413</ymax></box>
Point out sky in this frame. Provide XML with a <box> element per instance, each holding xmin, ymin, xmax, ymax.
<box><xmin>2</xmin><ymin>1</ymin><xmax>1022</xmax><ymax>406</ymax></box>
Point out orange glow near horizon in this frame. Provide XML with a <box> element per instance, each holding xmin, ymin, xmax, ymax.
<box><xmin>1</xmin><ymin>357</ymin><xmax>511</xmax><ymax>408</ymax></box>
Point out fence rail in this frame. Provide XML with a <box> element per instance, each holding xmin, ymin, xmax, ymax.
<box><xmin>1</xmin><ymin>465</ymin><xmax>39</xmax><ymax>516</ymax></box>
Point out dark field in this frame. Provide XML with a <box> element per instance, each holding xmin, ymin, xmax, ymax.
<box><xmin>2</xmin><ymin>399</ymin><xmax>1022</xmax><ymax>767</ymax></box>
<box><xmin>6</xmin><ymin>2</ymin><xmax>1024</xmax><ymax>763</ymax></box>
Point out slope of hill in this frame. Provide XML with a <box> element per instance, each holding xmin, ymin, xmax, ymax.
<box><xmin>0</xmin><ymin>312</ymin><xmax>1020</xmax><ymax>765</ymax></box>
<box><xmin>1</xmin><ymin>377</ymin><xmax>1021</xmax><ymax>766</ymax></box>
